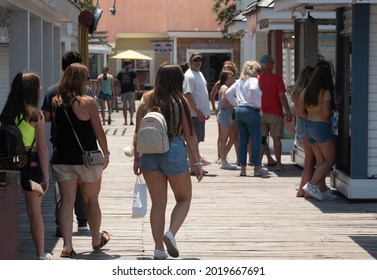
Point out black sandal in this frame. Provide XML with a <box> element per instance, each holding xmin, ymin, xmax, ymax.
<box><xmin>60</xmin><ymin>249</ymin><xmax>76</xmax><ymax>258</ymax></box>
<box><xmin>93</xmin><ymin>231</ymin><xmax>110</xmax><ymax>251</ymax></box>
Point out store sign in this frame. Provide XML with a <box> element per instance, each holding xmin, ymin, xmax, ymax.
<box><xmin>191</xmin><ymin>43</ymin><xmax>230</xmax><ymax>49</ymax></box>
<box><xmin>154</xmin><ymin>42</ymin><xmax>172</xmax><ymax>52</ymax></box>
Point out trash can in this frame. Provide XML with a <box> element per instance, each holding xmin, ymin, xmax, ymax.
<box><xmin>0</xmin><ymin>171</ymin><xmax>21</xmax><ymax>260</ymax></box>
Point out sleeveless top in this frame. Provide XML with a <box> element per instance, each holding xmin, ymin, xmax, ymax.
<box><xmin>99</xmin><ymin>76</ymin><xmax>112</xmax><ymax>95</ymax></box>
<box><xmin>16</xmin><ymin>115</ymin><xmax>35</xmax><ymax>147</ymax></box>
<box><xmin>51</xmin><ymin>106</ymin><xmax>98</xmax><ymax>165</ymax></box>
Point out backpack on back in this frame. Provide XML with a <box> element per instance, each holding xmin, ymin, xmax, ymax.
<box><xmin>136</xmin><ymin>111</ymin><xmax>170</xmax><ymax>154</ymax></box>
<box><xmin>0</xmin><ymin>123</ymin><xmax>28</xmax><ymax>170</ymax></box>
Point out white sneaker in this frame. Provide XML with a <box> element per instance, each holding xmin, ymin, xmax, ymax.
<box><xmin>153</xmin><ymin>249</ymin><xmax>168</xmax><ymax>260</ymax></box>
<box><xmin>303</xmin><ymin>183</ymin><xmax>323</xmax><ymax>201</ymax></box>
<box><xmin>38</xmin><ymin>253</ymin><xmax>53</xmax><ymax>260</ymax></box>
<box><xmin>321</xmin><ymin>188</ymin><xmax>337</xmax><ymax>201</ymax></box>
<box><xmin>220</xmin><ymin>161</ymin><xmax>237</xmax><ymax>170</ymax></box>
<box><xmin>163</xmin><ymin>231</ymin><xmax>179</xmax><ymax>258</ymax></box>
<box><xmin>254</xmin><ymin>167</ymin><xmax>269</xmax><ymax>177</ymax></box>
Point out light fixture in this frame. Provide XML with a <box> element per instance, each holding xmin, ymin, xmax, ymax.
<box><xmin>308</xmin><ymin>12</ymin><xmax>316</xmax><ymax>23</ymax></box>
<box><xmin>291</xmin><ymin>11</ymin><xmax>297</xmax><ymax>22</ymax></box>
<box><xmin>110</xmin><ymin>0</ymin><xmax>116</xmax><ymax>15</ymax></box>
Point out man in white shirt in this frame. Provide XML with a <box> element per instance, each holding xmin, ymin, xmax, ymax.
<box><xmin>183</xmin><ymin>52</ymin><xmax>212</xmax><ymax>169</ymax></box>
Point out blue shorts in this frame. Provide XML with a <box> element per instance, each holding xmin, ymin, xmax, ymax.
<box><xmin>140</xmin><ymin>136</ymin><xmax>189</xmax><ymax>176</ymax></box>
<box><xmin>217</xmin><ymin>108</ymin><xmax>233</xmax><ymax>127</ymax></box>
<box><xmin>305</xmin><ymin>120</ymin><xmax>335</xmax><ymax>145</ymax></box>
<box><xmin>98</xmin><ymin>91</ymin><xmax>112</xmax><ymax>101</ymax></box>
<box><xmin>295</xmin><ymin>117</ymin><xmax>307</xmax><ymax>139</ymax></box>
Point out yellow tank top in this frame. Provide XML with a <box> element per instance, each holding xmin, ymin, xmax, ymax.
<box><xmin>16</xmin><ymin>115</ymin><xmax>36</xmax><ymax>147</ymax></box>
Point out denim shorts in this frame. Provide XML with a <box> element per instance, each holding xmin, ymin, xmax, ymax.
<box><xmin>305</xmin><ymin>120</ymin><xmax>335</xmax><ymax>145</ymax></box>
<box><xmin>98</xmin><ymin>91</ymin><xmax>112</xmax><ymax>101</ymax></box>
<box><xmin>140</xmin><ymin>136</ymin><xmax>189</xmax><ymax>176</ymax></box>
<box><xmin>295</xmin><ymin>117</ymin><xmax>307</xmax><ymax>139</ymax></box>
<box><xmin>217</xmin><ymin>108</ymin><xmax>233</xmax><ymax>127</ymax></box>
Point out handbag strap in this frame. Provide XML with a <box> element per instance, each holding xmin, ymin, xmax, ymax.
<box><xmin>63</xmin><ymin>109</ymin><xmax>85</xmax><ymax>154</ymax></box>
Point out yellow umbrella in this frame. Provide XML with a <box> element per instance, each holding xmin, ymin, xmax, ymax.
<box><xmin>111</xmin><ymin>50</ymin><xmax>152</xmax><ymax>60</ymax></box>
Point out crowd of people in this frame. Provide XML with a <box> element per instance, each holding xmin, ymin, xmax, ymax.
<box><xmin>0</xmin><ymin>50</ymin><xmax>338</xmax><ymax>260</ymax></box>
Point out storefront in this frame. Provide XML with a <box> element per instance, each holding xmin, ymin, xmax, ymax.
<box><xmin>275</xmin><ymin>0</ymin><xmax>377</xmax><ymax>199</ymax></box>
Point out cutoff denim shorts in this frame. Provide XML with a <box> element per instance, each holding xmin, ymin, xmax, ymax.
<box><xmin>217</xmin><ymin>108</ymin><xmax>233</xmax><ymax>127</ymax></box>
<box><xmin>140</xmin><ymin>136</ymin><xmax>189</xmax><ymax>176</ymax></box>
<box><xmin>295</xmin><ymin>117</ymin><xmax>307</xmax><ymax>139</ymax></box>
<box><xmin>305</xmin><ymin>120</ymin><xmax>335</xmax><ymax>145</ymax></box>
<box><xmin>98</xmin><ymin>91</ymin><xmax>112</xmax><ymax>101</ymax></box>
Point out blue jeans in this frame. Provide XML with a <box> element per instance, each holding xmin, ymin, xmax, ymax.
<box><xmin>235</xmin><ymin>106</ymin><xmax>262</xmax><ymax>167</ymax></box>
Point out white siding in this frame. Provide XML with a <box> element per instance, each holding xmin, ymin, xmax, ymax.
<box><xmin>368</xmin><ymin>5</ymin><xmax>377</xmax><ymax>177</ymax></box>
<box><xmin>0</xmin><ymin>46</ymin><xmax>9</xmax><ymax>111</ymax></box>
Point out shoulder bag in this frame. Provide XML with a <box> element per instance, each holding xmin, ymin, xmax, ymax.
<box><xmin>64</xmin><ymin>109</ymin><xmax>104</xmax><ymax>168</ymax></box>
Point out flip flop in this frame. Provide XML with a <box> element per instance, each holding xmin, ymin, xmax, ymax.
<box><xmin>93</xmin><ymin>230</ymin><xmax>110</xmax><ymax>251</ymax></box>
<box><xmin>60</xmin><ymin>249</ymin><xmax>76</xmax><ymax>258</ymax></box>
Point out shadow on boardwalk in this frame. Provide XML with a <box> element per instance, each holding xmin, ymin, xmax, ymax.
<box><xmin>17</xmin><ymin>111</ymin><xmax>377</xmax><ymax>260</ymax></box>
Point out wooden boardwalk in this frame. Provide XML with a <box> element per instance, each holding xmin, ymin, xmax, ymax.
<box><xmin>17</xmin><ymin>109</ymin><xmax>377</xmax><ymax>260</ymax></box>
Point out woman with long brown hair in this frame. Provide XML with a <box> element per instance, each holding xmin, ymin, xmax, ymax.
<box><xmin>0</xmin><ymin>71</ymin><xmax>51</xmax><ymax>259</ymax></box>
<box><xmin>133</xmin><ymin>64</ymin><xmax>204</xmax><ymax>259</ymax></box>
<box><xmin>51</xmin><ymin>63</ymin><xmax>110</xmax><ymax>257</ymax></box>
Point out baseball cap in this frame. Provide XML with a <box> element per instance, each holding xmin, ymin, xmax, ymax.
<box><xmin>259</xmin><ymin>55</ymin><xmax>274</xmax><ymax>65</ymax></box>
<box><xmin>190</xmin><ymin>52</ymin><xmax>202</xmax><ymax>61</ymax></box>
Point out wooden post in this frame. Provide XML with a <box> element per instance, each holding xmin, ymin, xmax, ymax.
<box><xmin>0</xmin><ymin>171</ymin><xmax>21</xmax><ymax>260</ymax></box>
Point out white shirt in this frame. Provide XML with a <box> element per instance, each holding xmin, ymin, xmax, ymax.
<box><xmin>225</xmin><ymin>77</ymin><xmax>262</xmax><ymax>108</ymax></box>
<box><xmin>183</xmin><ymin>69</ymin><xmax>211</xmax><ymax>117</ymax></box>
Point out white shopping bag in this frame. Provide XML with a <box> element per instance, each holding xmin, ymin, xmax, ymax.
<box><xmin>132</xmin><ymin>175</ymin><xmax>148</xmax><ymax>218</ymax></box>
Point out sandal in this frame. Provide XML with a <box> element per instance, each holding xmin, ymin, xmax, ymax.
<box><xmin>60</xmin><ymin>249</ymin><xmax>76</xmax><ymax>258</ymax></box>
<box><xmin>93</xmin><ymin>230</ymin><xmax>110</xmax><ymax>251</ymax></box>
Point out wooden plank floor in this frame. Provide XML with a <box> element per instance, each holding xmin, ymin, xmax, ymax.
<box><xmin>17</xmin><ymin>107</ymin><xmax>377</xmax><ymax>260</ymax></box>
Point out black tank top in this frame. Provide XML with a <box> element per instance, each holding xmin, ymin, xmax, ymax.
<box><xmin>52</xmin><ymin>106</ymin><xmax>98</xmax><ymax>165</ymax></box>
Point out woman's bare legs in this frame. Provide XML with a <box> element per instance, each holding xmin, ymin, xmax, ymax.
<box><xmin>24</xmin><ymin>190</ymin><xmax>46</xmax><ymax>257</ymax></box>
<box><xmin>219</xmin><ymin>126</ymin><xmax>231</xmax><ymax>162</ymax></box>
<box><xmin>100</xmin><ymin>99</ymin><xmax>106</xmax><ymax>125</ymax></box>
<box><xmin>297</xmin><ymin>137</ymin><xmax>315</xmax><ymax>197</ymax></box>
<box><xmin>106</xmin><ymin>99</ymin><xmax>113</xmax><ymax>123</ymax></box>
<box><xmin>58</xmin><ymin>179</ymin><xmax>78</xmax><ymax>253</ymax></box>
<box><xmin>310</xmin><ymin>140</ymin><xmax>336</xmax><ymax>191</ymax></box>
<box><xmin>79</xmin><ymin>178</ymin><xmax>102</xmax><ymax>248</ymax></box>
<box><xmin>143</xmin><ymin>171</ymin><xmax>192</xmax><ymax>251</ymax></box>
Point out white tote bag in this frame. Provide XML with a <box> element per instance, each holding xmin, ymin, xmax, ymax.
<box><xmin>131</xmin><ymin>175</ymin><xmax>148</xmax><ymax>218</ymax></box>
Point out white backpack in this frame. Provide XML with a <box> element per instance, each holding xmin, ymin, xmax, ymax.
<box><xmin>136</xmin><ymin>111</ymin><xmax>170</xmax><ymax>154</ymax></box>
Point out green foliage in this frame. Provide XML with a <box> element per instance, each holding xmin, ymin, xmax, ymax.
<box><xmin>211</xmin><ymin>0</ymin><xmax>237</xmax><ymax>39</ymax></box>
<box><xmin>79</xmin><ymin>0</ymin><xmax>95</xmax><ymax>11</ymax></box>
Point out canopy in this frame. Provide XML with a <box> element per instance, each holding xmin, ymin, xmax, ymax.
<box><xmin>111</xmin><ymin>50</ymin><xmax>152</xmax><ymax>60</ymax></box>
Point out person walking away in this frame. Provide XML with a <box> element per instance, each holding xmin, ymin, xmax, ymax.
<box><xmin>216</xmin><ymin>70</ymin><xmax>237</xmax><ymax>170</ymax></box>
<box><xmin>0</xmin><ymin>72</ymin><xmax>52</xmax><ymax>260</ymax></box>
<box><xmin>50</xmin><ymin>63</ymin><xmax>111</xmax><ymax>257</ymax></box>
<box><xmin>258</xmin><ymin>55</ymin><xmax>292</xmax><ymax>171</ymax></box>
<box><xmin>183</xmin><ymin>52</ymin><xmax>212</xmax><ymax>170</ymax></box>
<box><xmin>42</xmin><ymin>51</ymin><xmax>89</xmax><ymax>237</ymax></box>
<box><xmin>298</xmin><ymin>66</ymin><xmax>337</xmax><ymax>201</ymax></box>
<box><xmin>117</xmin><ymin>60</ymin><xmax>141</xmax><ymax>125</ymax></box>
<box><xmin>96</xmin><ymin>66</ymin><xmax>115</xmax><ymax>125</ymax></box>
<box><xmin>133</xmin><ymin>64</ymin><xmax>204</xmax><ymax>260</ymax></box>
<box><xmin>225</xmin><ymin>60</ymin><xmax>269</xmax><ymax>177</ymax></box>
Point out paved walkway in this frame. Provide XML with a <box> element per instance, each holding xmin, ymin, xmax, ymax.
<box><xmin>17</xmin><ymin>109</ymin><xmax>377</xmax><ymax>260</ymax></box>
